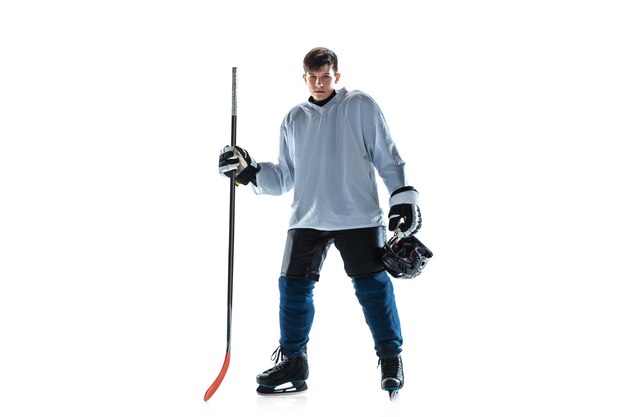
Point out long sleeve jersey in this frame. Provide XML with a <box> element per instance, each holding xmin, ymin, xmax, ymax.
<box><xmin>253</xmin><ymin>87</ymin><xmax>409</xmax><ymax>231</ymax></box>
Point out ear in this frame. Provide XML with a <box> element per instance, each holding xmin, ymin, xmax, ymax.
<box><xmin>302</xmin><ymin>73</ymin><xmax>308</xmax><ymax>83</ymax></box>
<box><xmin>335</xmin><ymin>72</ymin><xmax>341</xmax><ymax>83</ymax></box>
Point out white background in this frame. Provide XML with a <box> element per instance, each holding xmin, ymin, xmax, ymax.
<box><xmin>1</xmin><ymin>1</ymin><xmax>625</xmax><ymax>416</ymax></box>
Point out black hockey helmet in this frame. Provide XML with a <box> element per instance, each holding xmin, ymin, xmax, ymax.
<box><xmin>382</xmin><ymin>234</ymin><xmax>433</xmax><ymax>279</ymax></box>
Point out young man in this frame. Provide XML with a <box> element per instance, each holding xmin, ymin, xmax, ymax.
<box><xmin>218</xmin><ymin>47</ymin><xmax>421</xmax><ymax>400</ymax></box>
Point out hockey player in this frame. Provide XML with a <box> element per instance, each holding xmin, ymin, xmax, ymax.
<box><xmin>218</xmin><ymin>47</ymin><xmax>421</xmax><ymax>400</ymax></box>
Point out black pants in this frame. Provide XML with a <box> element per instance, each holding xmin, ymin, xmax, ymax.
<box><xmin>281</xmin><ymin>226</ymin><xmax>387</xmax><ymax>281</ymax></box>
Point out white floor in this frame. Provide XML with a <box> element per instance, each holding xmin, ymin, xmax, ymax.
<box><xmin>2</xmin><ymin>239</ymin><xmax>624</xmax><ymax>416</ymax></box>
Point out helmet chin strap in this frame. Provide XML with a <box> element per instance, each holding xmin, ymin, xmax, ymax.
<box><xmin>394</xmin><ymin>217</ymin><xmax>405</xmax><ymax>235</ymax></box>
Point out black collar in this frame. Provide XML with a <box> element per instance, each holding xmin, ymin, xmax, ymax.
<box><xmin>308</xmin><ymin>90</ymin><xmax>337</xmax><ymax>107</ymax></box>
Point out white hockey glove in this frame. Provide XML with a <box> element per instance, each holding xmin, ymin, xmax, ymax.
<box><xmin>388</xmin><ymin>186</ymin><xmax>421</xmax><ymax>237</ymax></box>
<box><xmin>218</xmin><ymin>145</ymin><xmax>260</xmax><ymax>186</ymax></box>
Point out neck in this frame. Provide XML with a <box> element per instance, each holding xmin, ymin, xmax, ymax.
<box><xmin>309</xmin><ymin>90</ymin><xmax>337</xmax><ymax>107</ymax></box>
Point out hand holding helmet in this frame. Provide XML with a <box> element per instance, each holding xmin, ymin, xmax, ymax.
<box><xmin>388</xmin><ymin>186</ymin><xmax>421</xmax><ymax>237</ymax></box>
<box><xmin>384</xmin><ymin>186</ymin><xmax>432</xmax><ymax>279</ymax></box>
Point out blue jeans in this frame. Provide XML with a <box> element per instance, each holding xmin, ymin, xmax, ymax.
<box><xmin>278</xmin><ymin>271</ymin><xmax>403</xmax><ymax>359</ymax></box>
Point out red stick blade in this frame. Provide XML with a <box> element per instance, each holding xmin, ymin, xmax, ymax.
<box><xmin>204</xmin><ymin>352</ymin><xmax>231</xmax><ymax>401</ymax></box>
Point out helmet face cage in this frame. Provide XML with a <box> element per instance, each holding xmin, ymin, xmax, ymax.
<box><xmin>382</xmin><ymin>235</ymin><xmax>433</xmax><ymax>279</ymax></box>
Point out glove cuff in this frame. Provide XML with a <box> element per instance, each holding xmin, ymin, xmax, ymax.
<box><xmin>235</xmin><ymin>164</ymin><xmax>260</xmax><ymax>186</ymax></box>
<box><xmin>390</xmin><ymin>186</ymin><xmax>419</xmax><ymax>206</ymax></box>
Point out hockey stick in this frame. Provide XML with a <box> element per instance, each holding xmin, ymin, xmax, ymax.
<box><xmin>204</xmin><ymin>67</ymin><xmax>238</xmax><ymax>402</ymax></box>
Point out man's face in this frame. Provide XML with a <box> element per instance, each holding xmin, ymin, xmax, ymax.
<box><xmin>303</xmin><ymin>65</ymin><xmax>341</xmax><ymax>102</ymax></box>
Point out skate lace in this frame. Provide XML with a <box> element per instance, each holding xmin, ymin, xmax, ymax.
<box><xmin>378</xmin><ymin>356</ymin><xmax>400</xmax><ymax>378</ymax></box>
<box><xmin>270</xmin><ymin>346</ymin><xmax>286</xmax><ymax>367</ymax></box>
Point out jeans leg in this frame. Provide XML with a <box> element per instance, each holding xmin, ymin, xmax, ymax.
<box><xmin>279</xmin><ymin>276</ymin><xmax>316</xmax><ymax>358</ymax></box>
<box><xmin>352</xmin><ymin>271</ymin><xmax>403</xmax><ymax>358</ymax></box>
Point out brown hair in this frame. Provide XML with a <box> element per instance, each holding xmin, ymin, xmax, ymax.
<box><xmin>303</xmin><ymin>47</ymin><xmax>338</xmax><ymax>73</ymax></box>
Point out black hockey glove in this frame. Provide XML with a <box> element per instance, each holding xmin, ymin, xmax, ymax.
<box><xmin>388</xmin><ymin>186</ymin><xmax>421</xmax><ymax>237</ymax></box>
<box><xmin>218</xmin><ymin>145</ymin><xmax>260</xmax><ymax>186</ymax></box>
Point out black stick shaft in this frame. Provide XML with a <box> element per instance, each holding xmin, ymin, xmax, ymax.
<box><xmin>226</xmin><ymin>67</ymin><xmax>237</xmax><ymax>352</ymax></box>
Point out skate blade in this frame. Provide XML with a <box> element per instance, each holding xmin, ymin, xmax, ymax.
<box><xmin>256</xmin><ymin>381</ymin><xmax>308</xmax><ymax>396</ymax></box>
<box><xmin>386</xmin><ymin>389</ymin><xmax>400</xmax><ymax>401</ymax></box>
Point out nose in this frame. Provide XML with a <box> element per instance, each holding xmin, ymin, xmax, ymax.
<box><xmin>315</xmin><ymin>77</ymin><xmax>324</xmax><ymax>87</ymax></box>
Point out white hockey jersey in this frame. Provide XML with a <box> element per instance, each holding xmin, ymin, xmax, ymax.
<box><xmin>253</xmin><ymin>87</ymin><xmax>409</xmax><ymax>231</ymax></box>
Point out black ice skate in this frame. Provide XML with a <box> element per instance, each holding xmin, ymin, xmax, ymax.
<box><xmin>256</xmin><ymin>347</ymin><xmax>309</xmax><ymax>395</ymax></box>
<box><xmin>379</xmin><ymin>354</ymin><xmax>404</xmax><ymax>401</ymax></box>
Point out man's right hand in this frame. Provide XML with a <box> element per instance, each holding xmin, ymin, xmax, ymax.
<box><xmin>218</xmin><ymin>145</ymin><xmax>259</xmax><ymax>185</ymax></box>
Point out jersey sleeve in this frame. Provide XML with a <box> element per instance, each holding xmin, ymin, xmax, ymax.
<box><xmin>252</xmin><ymin>123</ymin><xmax>294</xmax><ymax>196</ymax></box>
<box><xmin>362</xmin><ymin>98</ymin><xmax>409</xmax><ymax>194</ymax></box>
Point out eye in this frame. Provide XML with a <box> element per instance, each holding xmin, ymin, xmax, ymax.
<box><xmin>323</xmin><ymin>75</ymin><xmax>332</xmax><ymax>80</ymax></box>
